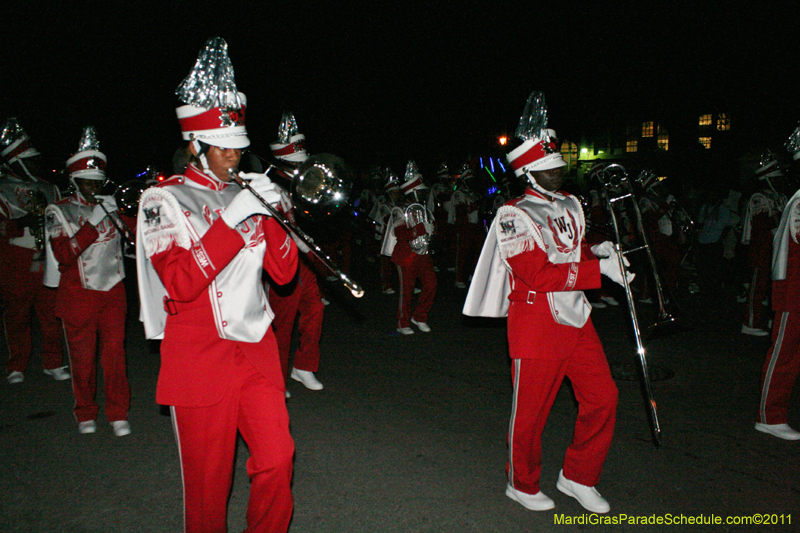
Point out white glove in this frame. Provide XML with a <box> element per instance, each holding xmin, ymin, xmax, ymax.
<box><xmin>87</xmin><ymin>204</ymin><xmax>108</xmax><ymax>226</ymax></box>
<box><xmin>599</xmin><ymin>256</ymin><xmax>635</xmax><ymax>287</ymax></box>
<box><xmin>220</xmin><ymin>175</ymin><xmax>281</xmax><ymax>228</ymax></box>
<box><xmin>95</xmin><ymin>195</ymin><xmax>118</xmax><ymax>214</ymax></box>
<box><xmin>590</xmin><ymin>240</ymin><xmax>616</xmax><ymax>258</ymax></box>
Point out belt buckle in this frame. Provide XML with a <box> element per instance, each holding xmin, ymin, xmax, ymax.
<box><xmin>526</xmin><ymin>291</ymin><xmax>536</xmax><ymax>304</ymax></box>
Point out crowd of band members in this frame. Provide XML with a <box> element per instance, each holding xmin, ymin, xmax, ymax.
<box><xmin>3</xmin><ymin>112</ymin><xmax>800</xmax><ymax>528</ymax></box>
<box><xmin>3</xmin><ymin>121</ymin><xmax>799</xmax><ymax>388</ymax></box>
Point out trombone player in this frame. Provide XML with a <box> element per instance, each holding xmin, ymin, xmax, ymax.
<box><xmin>136</xmin><ymin>37</ymin><xmax>297</xmax><ymax>532</ymax></box>
<box><xmin>464</xmin><ymin>91</ymin><xmax>632</xmax><ymax>514</ymax></box>
<box><xmin>44</xmin><ymin>126</ymin><xmax>131</xmax><ymax>436</ymax></box>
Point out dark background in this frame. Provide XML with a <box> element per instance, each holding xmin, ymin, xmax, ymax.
<box><xmin>3</xmin><ymin>2</ymin><xmax>798</xmax><ymax>183</ymax></box>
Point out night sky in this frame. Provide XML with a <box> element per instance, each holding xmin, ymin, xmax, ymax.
<box><xmin>3</xmin><ymin>3</ymin><xmax>798</xmax><ymax>183</ymax></box>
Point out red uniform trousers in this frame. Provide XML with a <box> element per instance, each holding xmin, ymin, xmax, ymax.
<box><xmin>394</xmin><ymin>254</ymin><xmax>437</xmax><ymax>328</ymax></box>
<box><xmin>757</xmin><ymin>311</ymin><xmax>800</xmax><ymax>424</ymax></box>
<box><xmin>269</xmin><ymin>258</ymin><xmax>324</xmax><ymax>382</ymax></box>
<box><xmin>506</xmin><ymin>312</ymin><xmax>617</xmax><ymax>495</ymax></box>
<box><xmin>380</xmin><ymin>255</ymin><xmax>396</xmax><ymax>292</ymax></box>
<box><xmin>454</xmin><ymin>222</ymin><xmax>483</xmax><ymax>284</ymax></box>
<box><xmin>172</xmin><ymin>347</ymin><xmax>294</xmax><ymax>533</ymax></box>
<box><xmin>0</xmin><ymin>244</ymin><xmax>63</xmax><ymax>373</ymax></box>
<box><xmin>744</xmin><ymin>214</ymin><xmax>775</xmax><ymax>329</ymax></box>
<box><xmin>744</xmin><ymin>257</ymin><xmax>771</xmax><ymax>329</ymax></box>
<box><xmin>59</xmin><ymin>281</ymin><xmax>129</xmax><ymax>423</ymax></box>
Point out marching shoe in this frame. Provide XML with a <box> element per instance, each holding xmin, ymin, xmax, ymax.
<box><xmin>7</xmin><ymin>371</ymin><xmax>24</xmax><ymax>384</ymax></box>
<box><xmin>285</xmin><ymin>390</ymin><xmax>291</xmax><ymax>399</ymax></box>
<box><xmin>505</xmin><ymin>485</ymin><xmax>555</xmax><ymax>511</ymax></box>
<box><xmin>556</xmin><ymin>470</ymin><xmax>610</xmax><ymax>514</ymax></box>
<box><xmin>755</xmin><ymin>423</ymin><xmax>800</xmax><ymax>441</ymax></box>
<box><xmin>43</xmin><ymin>366</ymin><xmax>71</xmax><ymax>381</ymax></box>
<box><xmin>413</xmin><ymin>287</ymin><xmax>422</xmax><ymax>294</ymax></box>
<box><xmin>382</xmin><ymin>288</ymin><xmax>395</xmax><ymax>295</ymax></box>
<box><xmin>455</xmin><ymin>281</ymin><xmax>466</xmax><ymax>289</ymax></box>
<box><xmin>290</xmin><ymin>368</ymin><xmax>324</xmax><ymax>390</ymax></box>
<box><xmin>396</xmin><ymin>327</ymin><xmax>414</xmax><ymax>335</ymax></box>
<box><xmin>78</xmin><ymin>420</ymin><xmax>97</xmax><ymax>434</ymax></box>
<box><xmin>741</xmin><ymin>325</ymin><xmax>769</xmax><ymax>337</ymax></box>
<box><xmin>410</xmin><ymin>318</ymin><xmax>431</xmax><ymax>332</ymax></box>
<box><xmin>600</xmin><ymin>296</ymin><xmax>619</xmax><ymax>306</ymax></box>
<box><xmin>110</xmin><ymin>420</ymin><xmax>131</xmax><ymax>437</ymax></box>
<box><xmin>320</xmin><ymin>297</ymin><xmax>330</xmax><ymax>306</ymax></box>
<box><xmin>590</xmin><ymin>301</ymin><xmax>607</xmax><ymax>309</ymax></box>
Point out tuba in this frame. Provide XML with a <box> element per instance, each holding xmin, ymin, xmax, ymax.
<box><xmin>404</xmin><ymin>203</ymin><xmax>433</xmax><ymax>255</ymax></box>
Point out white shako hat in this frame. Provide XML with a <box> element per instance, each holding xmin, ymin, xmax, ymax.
<box><xmin>506</xmin><ymin>91</ymin><xmax>566</xmax><ymax>176</ymax></box>
<box><xmin>401</xmin><ymin>160</ymin><xmax>428</xmax><ymax>195</ymax></box>
<box><xmin>785</xmin><ymin>123</ymin><xmax>800</xmax><ymax>161</ymax></box>
<box><xmin>755</xmin><ymin>150</ymin><xmax>783</xmax><ymax>181</ymax></box>
<box><xmin>1</xmin><ymin>117</ymin><xmax>41</xmax><ymax>166</ymax></box>
<box><xmin>384</xmin><ymin>169</ymin><xmax>400</xmax><ymax>192</ymax></box>
<box><xmin>175</xmin><ymin>37</ymin><xmax>250</xmax><ymax>150</ymax></box>
<box><xmin>67</xmin><ymin>126</ymin><xmax>107</xmax><ymax>181</ymax></box>
<box><xmin>270</xmin><ymin>111</ymin><xmax>308</xmax><ymax>163</ymax></box>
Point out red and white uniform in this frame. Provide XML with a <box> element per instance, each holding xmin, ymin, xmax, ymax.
<box><xmin>757</xmin><ymin>190</ymin><xmax>800</xmax><ymax>425</ymax></box>
<box><xmin>136</xmin><ymin>165</ymin><xmax>298</xmax><ymax>533</ymax></box>
<box><xmin>370</xmin><ymin>196</ymin><xmax>397</xmax><ymax>292</ymax></box>
<box><xmin>45</xmin><ymin>192</ymin><xmax>130</xmax><ymax>424</ymax></box>
<box><xmin>742</xmin><ymin>189</ymin><xmax>786</xmax><ymax>330</ymax></box>
<box><xmin>448</xmin><ymin>188</ymin><xmax>484</xmax><ymax>285</ymax></box>
<box><xmin>268</xmin><ymin>188</ymin><xmax>324</xmax><ymax>383</ymax></box>
<box><xmin>464</xmin><ymin>186</ymin><xmax>617</xmax><ymax>495</ymax></box>
<box><xmin>0</xmin><ymin>174</ymin><xmax>64</xmax><ymax>375</ymax></box>
<box><xmin>382</xmin><ymin>203</ymin><xmax>437</xmax><ymax>328</ymax></box>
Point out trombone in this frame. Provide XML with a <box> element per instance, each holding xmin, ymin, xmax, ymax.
<box><xmin>230</xmin><ymin>154</ymin><xmax>364</xmax><ymax>298</ymax></box>
<box><xmin>97</xmin><ymin>180</ymin><xmax>147</xmax><ymax>248</ymax></box>
<box><xmin>599</xmin><ymin>163</ymin><xmax>673</xmax><ymax>447</ymax></box>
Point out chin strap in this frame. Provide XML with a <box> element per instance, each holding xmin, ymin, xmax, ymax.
<box><xmin>191</xmin><ymin>138</ymin><xmax>223</xmax><ymax>183</ymax></box>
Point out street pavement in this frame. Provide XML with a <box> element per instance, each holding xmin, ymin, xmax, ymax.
<box><xmin>1</xmin><ymin>261</ymin><xmax>798</xmax><ymax>532</ymax></box>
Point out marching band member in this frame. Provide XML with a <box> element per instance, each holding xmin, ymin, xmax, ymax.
<box><xmin>382</xmin><ymin>161</ymin><xmax>436</xmax><ymax>335</ymax></box>
<box><xmin>755</xmin><ymin>128</ymin><xmax>800</xmax><ymax>441</ymax></box>
<box><xmin>449</xmin><ymin>164</ymin><xmax>483</xmax><ymax>288</ymax></box>
<box><xmin>45</xmin><ymin>126</ymin><xmax>131</xmax><ymax>436</ymax></box>
<box><xmin>0</xmin><ymin>118</ymin><xmax>67</xmax><ymax>384</ymax></box>
<box><xmin>741</xmin><ymin>151</ymin><xmax>788</xmax><ymax>336</ymax></box>
<box><xmin>374</xmin><ymin>169</ymin><xmax>401</xmax><ymax>294</ymax></box>
<box><xmin>136</xmin><ymin>38</ymin><xmax>297</xmax><ymax>532</ymax></box>
<box><xmin>267</xmin><ymin>112</ymin><xmax>325</xmax><ymax>394</ymax></box>
<box><xmin>464</xmin><ymin>92</ymin><xmax>630</xmax><ymax>514</ymax></box>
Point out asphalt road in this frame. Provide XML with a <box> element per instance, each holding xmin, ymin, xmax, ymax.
<box><xmin>1</xmin><ymin>260</ymin><xmax>798</xmax><ymax>532</ymax></box>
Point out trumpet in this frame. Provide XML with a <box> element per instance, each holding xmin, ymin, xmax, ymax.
<box><xmin>230</xmin><ymin>154</ymin><xmax>364</xmax><ymax>298</ymax></box>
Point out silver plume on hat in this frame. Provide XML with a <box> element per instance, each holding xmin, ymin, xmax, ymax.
<box><xmin>0</xmin><ymin>117</ymin><xmax>27</xmax><ymax>147</ymax></box>
<box><xmin>277</xmin><ymin>112</ymin><xmax>300</xmax><ymax>144</ymax></box>
<box><xmin>405</xmin><ymin>160</ymin><xmax>420</xmax><ymax>181</ymax></box>
<box><xmin>515</xmin><ymin>91</ymin><xmax>549</xmax><ymax>142</ymax></box>
<box><xmin>76</xmin><ymin>126</ymin><xmax>100</xmax><ymax>152</ymax></box>
<box><xmin>176</xmin><ymin>37</ymin><xmax>242</xmax><ymax>112</ymax></box>
<box><xmin>786</xmin><ymin>123</ymin><xmax>800</xmax><ymax>159</ymax></box>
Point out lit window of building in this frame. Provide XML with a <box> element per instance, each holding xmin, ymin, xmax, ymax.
<box><xmin>658</xmin><ymin>133</ymin><xmax>669</xmax><ymax>151</ymax></box>
<box><xmin>626</xmin><ymin>140</ymin><xmax>638</xmax><ymax>152</ymax></box>
<box><xmin>642</xmin><ymin>121</ymin><xmax>654</xmax><ymax>137</ymax></box>
<box><xmin>717</xmin><ymin>113</ymin><xmax>730</xmax><ymax>131</ymax></box>
<box><xmin>699</xmin><ymin>114</ymin><xmax>712</xmax><ymax>126</ymax></box>
<box><xmin>560</xmin><ymin>141</ymin><xmax>578</xmax><ymax>166</ymax></box>
<box><xmin>699</xmin><ymin>137</ymin><xmax>712</xmax><ymax>149</ymax></box>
